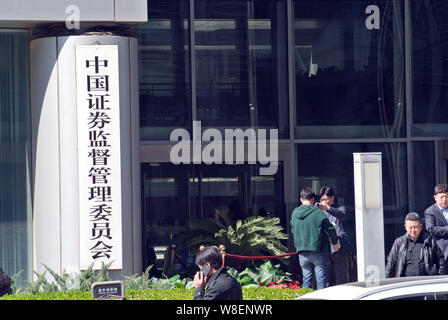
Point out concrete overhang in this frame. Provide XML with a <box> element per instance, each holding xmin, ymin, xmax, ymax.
<box><xmin>0</xmin><ymin>0</ymin><xmax>147</xmax><ymax>28</ymax></box>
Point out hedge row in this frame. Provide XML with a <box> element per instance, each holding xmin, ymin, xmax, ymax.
<box><xmin>0</xmin><ymin>287</ymin><xmax>313</xmax><ymax>300</ymax></box>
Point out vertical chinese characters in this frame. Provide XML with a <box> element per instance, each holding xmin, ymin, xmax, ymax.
<box><xmin>85</xmin><ymin>56</ymin><xmax>114</xmax><ymax>261</ymax></box>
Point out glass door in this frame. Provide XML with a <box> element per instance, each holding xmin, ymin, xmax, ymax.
<box><xmin>141</xmin><ymin>162</ymin><xmax>284</xmax><ymax>272</ymax></box>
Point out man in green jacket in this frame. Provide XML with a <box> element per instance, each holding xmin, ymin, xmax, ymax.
<box><xmin>291</xmin><ymin>187</ymin><xmax>339</xmax><ymax>290</ymax></box>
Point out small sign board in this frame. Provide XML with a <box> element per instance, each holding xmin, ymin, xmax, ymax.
<box><xmin>91</xmin><ymin>281</ymin><xmax>125</xmax><ymax>300</ymax></box>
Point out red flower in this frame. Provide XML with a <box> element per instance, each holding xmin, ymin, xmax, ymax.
<box><xmin>267</xmin><ymin>280</ymin><xmax>302</xmax><ymax>290</ymax></box>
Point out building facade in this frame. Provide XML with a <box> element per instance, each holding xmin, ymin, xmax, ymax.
<box><xmin>1</xmin><ymin>0</ymin><xmax>448</xmax><ymax>283</ymax></box>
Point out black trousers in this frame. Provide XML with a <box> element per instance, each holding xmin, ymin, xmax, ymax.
<box><xmin>327</xmin><ymin>249</ymin><xmax>350</xmax><ymax>286</ymax></box>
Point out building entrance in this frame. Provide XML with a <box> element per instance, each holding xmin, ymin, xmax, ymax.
<box><xmin>140</xmin><ymin>162</ymin><xmax>284</xmax><ymax>273</ymax></box>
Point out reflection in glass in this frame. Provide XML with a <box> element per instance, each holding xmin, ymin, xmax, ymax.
<box><xmin>141</xmin><ymin>163</ymin><xmax>284</xmax><ymax>252</ymax></box>
<box><xmin>0</xmin><ymin>31</ymin><xmax>31</xmax><ymax>284</ymax></box>
<box><xmin>195</xmin><ymin>0</ymin><xmax>289</xmax><ymax>138</ymax></box>
<box><xmin>412</xmin><ymin>0</ymin><xmax>448</xmax><ymax>136</ymax></box>
<box><xmin>136</xmin><ymin>0</ymin><xmax>191</xmax><ymax>140</ymax></box>
<box><xmin>412</xmin><ymin>142</ymin><xmax>435</xmax><ymax>214</ymax></box>
<box><xmin>297</xmin><ymin>143</ymin><xmax>408</xmax><ymax>255</ymax></box>
<box><xmin>294</xmin><ymin>1</ymin><xmax>405</xmax><ymax>138</ymax></box>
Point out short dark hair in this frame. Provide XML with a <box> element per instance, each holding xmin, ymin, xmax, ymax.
<box><xmin>195</xmin><ymin>246</ymin><xmax>222</xmax><ymax>270</ymax></box>
<box><xmin>405</xmin><ymin>212</ymin><xmax>422</xmax><ymax>223</ymax></box>
<box><xmin>300</xmin><ymin>187</ymin><xmax>315</xmax><ymax>201</ymax></box>
<box><xmin>319</xmin><ymin>186</ymin><xmax>335</xmax><ymax>199</ymax></box>
<box><xmin>434</xmin><ymin>184</ymin><xmax>448</xmax><ymax>195</ymax></box>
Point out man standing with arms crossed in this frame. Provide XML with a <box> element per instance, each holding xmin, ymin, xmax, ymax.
<box><xmin>425</xmin><ymin>184</ymin><xmax>448</xmax><ymax>261</ymax></box>
<box><xmin>291</xmin><ymin>187</ymin><xmax>340</xmax><ymax>290</ymax></box>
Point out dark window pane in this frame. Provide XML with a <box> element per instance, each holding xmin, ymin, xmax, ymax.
<box><xmin>141</xmin><ymin>163</ymin><xmax>285</xmax><ymax>270</ymax></box>
<box><xmin>297</xmin><ymin>143</ymin><xmax>408</xmax><ymax>255</ymax></box>
<box><xmin>0</xmin><ymin>31</ymin><xmax>31</xmax><ymax>285</ymax></box>
<box><xmin>195</xmin><ymin>0</ymin><xmax>289</xmax><ymax>138</ymax></box>
<box><xmin>136</xmin><ymin>0</ymin><xmax>191</xmax><ymax>140</ymax></box>
<box><xmin>412</xmin><ymin>0</ymin><xmax>448</xmax><ymax>136</ymax></box>
<box><xmin>412</xmin><ymin>142</ymin><xmax>435</xmax><ymax>214</ymax></box>
<box><xmin>294</xmin><ymin>1</ymin><xmax>405</xmax><ymax>138</ymax></box>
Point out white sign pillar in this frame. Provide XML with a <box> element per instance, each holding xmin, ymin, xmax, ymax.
<box><xmin>353</xmin><ymin>152</ymin><xmax>385</xmax><ymax>282</ymax></box>
<box><xmin>30</xmin><ymin>34</ymin><xmax>141</xmax><ymax>277</ymax></box>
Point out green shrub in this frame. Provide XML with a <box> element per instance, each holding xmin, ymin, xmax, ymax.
<box><xmin>125</xmin><ymin>288</ymin><xmax>195</xmax><ymax>300</ymax></box>
<box><xmin>149</xmin><ymin>274</ymin><xmax>190</xmax><ymax>290</ymax></box>
<box><xmin>0</xmin><ymin>287</ymin><xmax>312</xmax><ymax>300</ymax></box>
<box><xmin>3</xmin><ymin>260</ymin><xmax>312</xmax><ymax>300</ymax></box>
<box><xmin>123</xmin><ymin>265</ymin><xmax>153</xmax><ymax>291</ymax></box>
<box><xmin>227</xmin><ymin>261</ymin><xmax>293</xmax><ymax>288</ymax></box>
<box><xmin>14</xmin><ymin>261</ymin><xmax>113</xmax><ymax>294</ymax></box>
<box><xmin>0</xmin><ymin>291</ymin><xmax>93</xmax><ymax>300</ymax></box>
<box><xmin>242</xmin><ymin>287</ymin><xmax>313</xmax><ymax>300</ymax></box>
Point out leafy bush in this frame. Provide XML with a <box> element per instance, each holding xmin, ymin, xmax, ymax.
<box><xmin>13</xmin><ymin>261</ymin><xmax>113</xmax><ymax>294</ymax></box>
<box><xmin>2</xmin><ymin>259</ymin><xmax>311</xmax><ymax>300</ymax></box>
<box><xmin>227</xmin><ymin>261</ymin><xmax>294</xmax><ymax>288</ymax></box>
<box><xmin>150</xmin><ymin>274</ymin><xmax>190</xmax><ymax>290</ymax></box>
<box><xmin>0</xmin><ymin>291</ymin><xmax>93</xmax><ymax>300</ymax></box>
<box><xmin>0</xmin><ymin>287</ymin><xmax>312</xmax><ymax>300</ymax></box>
<box><xmin>242</xmin><ymin>287</ymin><xmax>313</xmax><ymax>300</ymax></box>
<box><xmin>123</xmin><ymin>265</ymin><xmax>153</xmax><ymax>291</ymax></box>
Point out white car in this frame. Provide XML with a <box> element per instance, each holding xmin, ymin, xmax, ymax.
<box><xmin>296</xmin><ymin>275</ymin><xmax>448</xmax><ymax>300</ymax></box>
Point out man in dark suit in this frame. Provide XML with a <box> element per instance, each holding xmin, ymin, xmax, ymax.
<box><xmin>424</xmin><ymin>184</ymin><xmax>448</xmax><ymax>259</ymax></box>
<box><xmin>193</xmin><ymin>246</ymin><xmax>242</xmax><ymax>300</ymax></box>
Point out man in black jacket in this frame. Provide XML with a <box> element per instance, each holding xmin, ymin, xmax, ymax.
<box><xmin>385</xmin><ymin>212</ymin><xmax>445</xmax><ymax>278</ymax></box>
<box><xmin>424</xmin><ymin>184</ymin><xmax>448</xmax><ymax>260</ymax></box>
<box><xmin>193</xmin><ymin>246</ymin><xmax>242</xmax><ymax>300</ymax></box>
<box><xmin>317</xmin><ymin>186</ymin><xmax>351</xmax><ymax>285</ymax></box>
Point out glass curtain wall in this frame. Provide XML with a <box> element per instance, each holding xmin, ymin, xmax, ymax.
<box><xmin>294</xmin><ymin>0</ymin><xmax>405</xmax><ymax>139</ymax></box>
<box><xmin>412</xmin><ymin>142</ymin><xmax>435</xmax><ymax>214</ymax></box>
<box><xmin>194</xmin><ymin>0</ymin><xmax>289</xmax><ymax>138</ymax></box>
<box><xmin>0</xmin><ymin>31</ymin><xmax>31</xmax><ymax>283</ymax></box>
<box><xmin>411</xmin><ymin>0</ymin><xmax>448</xmax><ymax>136</ymax></box>
<box><xmin>297</xmin><ymin>143</ymin><xmax>408</xmax><ymax>255</ymax></box>
<box><xmin>137</xmin><ymin>0</ymin><xmax>191</xmax><ymax>140</ymax></box>
<box><xmin>141</xmin><ymin>163</ymin><xmax>284</xmax><ymax>270</ymax></box>
<box><xmin>136</xmin><ymin>0</ymin><xmax>448</xmax><ymax>274</ymax></box>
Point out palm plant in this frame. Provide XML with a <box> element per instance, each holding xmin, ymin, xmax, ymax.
<box><xmin>215</xmin><ymin>216</ymin><xmax>289</xmax><ymax>268</ymax></box>
<box><xmin>176</xmin><ymin>210</ymin><xmax>233</xmax><ymax>252</ymax></box>
<box><xmin>177</xmin><ymin>215</ymin><xmax>290</xmax><ymax>270</ymax></box>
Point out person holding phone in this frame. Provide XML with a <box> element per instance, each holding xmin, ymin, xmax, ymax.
<box><xmin>193</xmin><ymin>246</ymin><xmax>242</xmax><ymax>300</ymax></box>
<box><xmin>316</xmin><ymin>186</ymin><xmax>351</xmax><ymax>286</ymax></box>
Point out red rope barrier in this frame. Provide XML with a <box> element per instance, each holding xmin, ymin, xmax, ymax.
<box><xmin>225</xmin><ymin>252</ymin><xmax>298</xmax><ymax>260</ymax></box>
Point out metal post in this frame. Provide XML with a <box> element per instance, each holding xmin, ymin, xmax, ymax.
<box><xmin>353</xmin><ymin>152</ymin><xmax>385</xmax><ymax>283</ymax></box>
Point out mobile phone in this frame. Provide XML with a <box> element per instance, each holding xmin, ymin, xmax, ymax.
<box><xmin>200</xmin><ymin>265</ymin><xmax>211</xmax><ymax>277</ymax></box>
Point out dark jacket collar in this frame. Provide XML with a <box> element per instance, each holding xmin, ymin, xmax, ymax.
<box><xmin>403</xmin><ymin>231</ymin><xmax>432</xmax><ymax>245</ymax></box>
<box><xmin>206</xmin><ymin>268</ymin><xmax>225</xmax><ymax>287</ymax></box>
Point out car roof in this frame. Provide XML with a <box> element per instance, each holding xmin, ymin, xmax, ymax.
<box><xmin>296</xmin><ymin>275</ymin><xmax>448</xmax><ymax>300</ymax></box>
